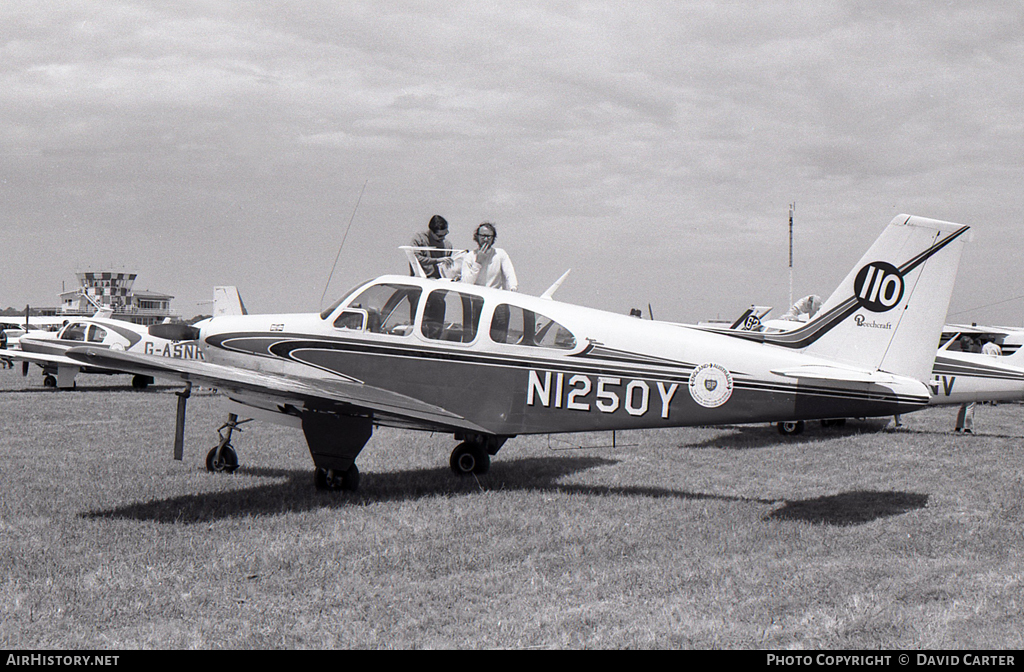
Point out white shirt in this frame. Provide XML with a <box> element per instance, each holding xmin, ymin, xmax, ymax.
<box><xmin>459</xmin><ymin>248</ymin><xmax>518</xmax><ymax>291</ymax></box>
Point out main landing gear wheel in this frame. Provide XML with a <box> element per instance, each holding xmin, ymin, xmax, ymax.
<box><xmin>777</xmin><ymin>420</ymin><xmax>805</xmax><ymax>436</ymax></box>
<box><xmin>131</xmin><ymin>375</ymin><xmax>152</xmax><ymax>390</ymax></box>
<box><xmin>314</xmin><ymin>465</ymin><xmax>360</xmax><ymax>491</ymax></box>
<box><xmin>43</xmin><ymin>375</ymin><xmax>56</xmax><ymax>388</ymax></box>
<box><xmin>450</xmin><ymin>441</ymin><xmax>490</xmax><ymax>476</ymax></box>
<box><xmin>206</xmin><ymin>445</ymin><xmax>239</xmax><ymax>473</ymax></box>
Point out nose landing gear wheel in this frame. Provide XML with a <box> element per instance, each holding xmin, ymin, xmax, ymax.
<box><xmin>450</xmin><ymin>442</ymin><xmax>490</xmax><ymax>476</ymax></box>
<box><xmin>206</xmin><ymin>445</ymin><xmax>239</xmax><ymax>473</ymax></box>
<box><xmin>314</xmin><ymin>465</ymin><xmax>360</xmax><ymax>491</ymax></box>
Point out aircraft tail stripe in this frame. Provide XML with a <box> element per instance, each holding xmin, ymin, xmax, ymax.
<box><xmin>895</xmin><ymin>224</ymin><xmax>970</xmax><ymax>276</ymax></box>
<box><xmin>719</xmin><ymin>224</ymin><xmax>970</xmax><ymax>351</ymax></box>
<box><xmin>932</xmin><ymin>358</ymin><xmax>1024</xmax><ymax>381</ymax></box>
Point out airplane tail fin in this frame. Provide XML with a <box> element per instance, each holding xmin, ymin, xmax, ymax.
<box><xmin>213</xmin><ymin>286</ymin><xmax>247</xmax><ymax>316</ymax></box>
<box><xmin>766</xmin><ymin>215</ymin><xmax>970</xmax><ymax>383</ymax></box>
<box><xmin>729</xmin><ymin>305</ymin><xmax>772</xmax><ymax>331</ymax></box>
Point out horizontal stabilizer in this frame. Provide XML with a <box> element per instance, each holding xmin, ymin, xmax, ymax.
<box><xmin>770</xmin><ymin>364</ymin><xmax>901</xmax><ymax>385</ymax></box>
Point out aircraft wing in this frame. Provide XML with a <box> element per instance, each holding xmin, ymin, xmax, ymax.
<box><xmin>4</xmin><ymin>349</ymin><xmax>89</xmax><ymax>369</ymax></box>
<box><xmin>65</xmin><ymin>346</ymin><xmax>491</xmax><ymax>434</ymax></box>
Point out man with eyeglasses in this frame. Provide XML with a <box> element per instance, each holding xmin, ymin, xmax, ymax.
<box><xmin>410</xmin><ymin>214</ymin><xmax>455</xmax><ymax>279</ymax></box>
<box><xmin>459</xmin><ymin>222</ymin><xmax>518</xmax><ymax>292</ymax></box>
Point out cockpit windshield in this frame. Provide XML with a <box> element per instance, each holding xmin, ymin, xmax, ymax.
<box><xmin>335</xmin><ymin>283</ymin><xmax>422</xmax><ymax>336</ymax></box>
<box><xmin>59</xmin><ymin>322</ymin><xmax>89</xmax><ymax>342</ymax></box>
<box><xmin>319</xmin><ymin>278</ymin><xmax>375</xmax><ymax>320</ymax></box>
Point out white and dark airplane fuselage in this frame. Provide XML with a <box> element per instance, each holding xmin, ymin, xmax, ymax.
<box><xmin>201</xmin><ymin>280</ymin><xmax>931</xmax><ymax>437</ymax></box>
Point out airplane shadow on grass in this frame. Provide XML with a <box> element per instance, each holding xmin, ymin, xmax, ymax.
<box><xmin>685</xmin><ymin>420</ymin><xmax>893</xmax><ymax>451</ymax></box>
<box><xmin>82</xmin><ymin>455</ymin><xmax>928</xmax><ymax>527</ymax></box>
<box><xmin>0</xmin><ymin>383</ymin><xmax>180</xmax><ymax>394</ymax></box>
<box><xmin>767</xmin><ymin>491</ymin><xmax>928</xmax><ymax>526</ymax></box>
<box><xmin>691</xmin><ymin>423</ymin><xmax>1024</xmax><ymax>448</ymax></box>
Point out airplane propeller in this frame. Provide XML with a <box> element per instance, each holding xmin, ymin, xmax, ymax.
<box><xmin>148</xmin><ymin>323</ymin><xmax>201</xmax><ymax>341</ymax></box>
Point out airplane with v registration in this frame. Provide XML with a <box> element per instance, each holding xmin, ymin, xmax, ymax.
<box><xmin>66</xmin><ymin>214</ymin><xmax>969</xmax><ymax>492</ymax></box>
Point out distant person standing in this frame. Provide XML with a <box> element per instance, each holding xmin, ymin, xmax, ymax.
<box><xmin>955</xmin><ymin>336</ymin><xmax>982</xmax><ymax>434</ymax></box>
<box><xmin>780</xmin><ymin>294</ymin><xmax>823</xmax><ymax>321</ymax></box>
<box><xmin>982</xmin><ymin>338</ymin><xmax>1002</xmax><ymax>356</ymax></box>
<box><xmin>410</xmin><ymin>215</ymin><xmax>454</xmax><ymax>279</ymax></box>
<box><xmin>459</xmin><ymin>222</ymin><xmax>518</xmax><ymax>291</ymax></box>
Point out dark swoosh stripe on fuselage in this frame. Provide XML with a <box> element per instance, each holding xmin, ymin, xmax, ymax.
<box><xmin>208</xmin><ymin>333</ymin><xmax>702</xmax><ymax>383</ymax></box>
<box><xmin>206</xmin><ymin>331</ymin><xmax>927</xmax><ymax>433</ymax></box>
<box><xmin>932</xmin><ymin>356</ymin><xmax>1024</xmax><ymax>381</ymax></box>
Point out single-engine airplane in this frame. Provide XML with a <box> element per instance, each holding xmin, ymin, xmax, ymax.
<box><xmin>66</xmin><ymin>215</ymin><xmax>969</xmax><ymax>491</ymax></box>
<box><xmin>10</xmin><ymin>287</ymin><xmax>245</xmax><ymax>389</ymax></box>
<box><xmin>928</xmin><ymin>333</ymin><xmax>1024</xmax><ymax>406</ymax></box>
<box><xmin>940</xmin><ymin>323</ymin><xmax>1024</xmax><ymax>355</ymax></box>
<box><xmin>11</xmin><ymin>314</ymin><xmax>203</xmax><ymax>389</ymax></box>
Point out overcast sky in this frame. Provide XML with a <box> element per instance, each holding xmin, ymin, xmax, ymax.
<box><xmin>3</xmin><ymin>1</ymin><xmax>1022</xmax><ymax>326</ymax></box>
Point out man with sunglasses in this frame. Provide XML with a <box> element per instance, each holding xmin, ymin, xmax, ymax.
<box><xmin>410</xmin><ymin>214</ymin><xmax>455</xmax><ymax>279</ymax></box>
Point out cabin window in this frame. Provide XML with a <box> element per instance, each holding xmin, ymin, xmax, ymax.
<box><xmin>421</xmin><ymin>289</ymin><xmax>485</xmax><ymax>343</ymax></box>
<box><xmin>87</xmin><ymin>326</ymin><xmax>107</xmax><ymax>343</ymax></box>
<box><xmin>489</xmin><ymin>304</ymin><xmax>576</xmax><ymax>350</ymax></box>
<box><xmin>61</xmin><ymin>323</ymin><xmax>88</xmax><ymax>342</ymax></box>
<box><xmin>341</xmin><ymin>283</ymin><xmax>421</xmax><ymax>336</ymax></box>
<box><xmin>333</xmin><ymin>310</ymin><xmax>365</xmax><ymax>331</ymax></box>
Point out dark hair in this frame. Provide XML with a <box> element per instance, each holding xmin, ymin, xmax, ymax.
<box><xmin>474</xmin><ymin>222</ymin><xmax>497</xmax><ymax>243</ymax></box>
<box><xmin>428</xmin><ymin>215</ymin><xmax>448</xmax><ymax>232</ymax></box>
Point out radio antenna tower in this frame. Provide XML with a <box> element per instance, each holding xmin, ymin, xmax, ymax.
<box><xmin>788</xmin><ymin>202</ymin><xmax>795</xmax><ymax>308</ymax></box>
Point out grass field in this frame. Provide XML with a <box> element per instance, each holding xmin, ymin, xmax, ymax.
<box><xmin>1</xmin><ymin>369</ymin><xmax>1022</xmax><ymax>649</ymax></box>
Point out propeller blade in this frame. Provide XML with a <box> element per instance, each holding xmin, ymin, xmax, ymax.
<box><xmin>149</xmin><ymin>323</ymin><xmax>201</xmax><ymax>341</ymax></box>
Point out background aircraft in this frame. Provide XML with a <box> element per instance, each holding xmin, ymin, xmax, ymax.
<box><xmin>67</xmin><ymin>215</ymin><xmax>969</xmax><ymax>492</ymax></box>
<box><xmin>940</xmin><ymin>323</ymin><xmax>1024</xmax><ymax>355</ymax></box>
<box><xmin>1</xmin><ymin>310</ymin><xmax>69</xmax><ymax>348</ymax></box>
<box><xmin>11</xmin><ymin>314</ymin><xmax>202</xmax><ymax>389</ymax></box>
<box><xmin>8</xmin><ymin>287</ymin><xmax>245</xmax><ymax>389</ymax></box>
<box><xmin>929</xmin><ymin>335</ymin><xmax>1024</xmax><ymax>406</ymax></box>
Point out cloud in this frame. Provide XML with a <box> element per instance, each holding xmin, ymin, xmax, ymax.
<box><xmin>1</xmin><ymin>2</ymin><xmax>1022</xmax><ymax>324</ymax></box>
